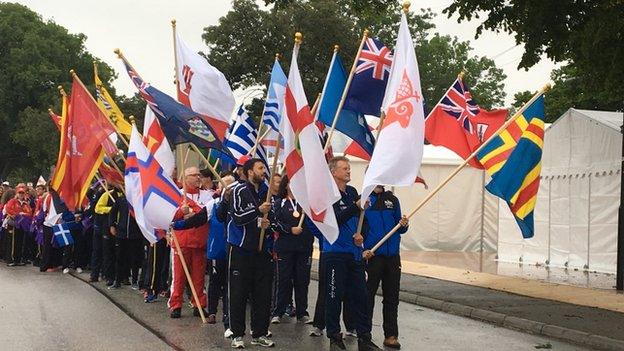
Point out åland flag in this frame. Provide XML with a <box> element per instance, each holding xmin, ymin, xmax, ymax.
<box><xmin>476</xmin><ymin>95</ymin><xmax>546</xmax><ymax>238</ymax></box>
<box><xmin>125</xmin><ymin>124</ymin><xmax>184</xmax><ymax>244</ymax></box>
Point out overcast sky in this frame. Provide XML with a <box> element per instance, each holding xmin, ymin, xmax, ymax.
<box><xmin>17</xmin><ymin>0</ymin><xmax>557</xmax><ymax>106</ymax></box>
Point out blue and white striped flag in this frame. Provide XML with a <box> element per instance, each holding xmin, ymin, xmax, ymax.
<box><xmin>225</xmin><ymin>106</ymin><xmax>269</xmax><ymax>168</ymax></box>
<box><xmin>262</xmin><ymin>59</ymin><xmax>287</xmax><ymax>133</ymax></box>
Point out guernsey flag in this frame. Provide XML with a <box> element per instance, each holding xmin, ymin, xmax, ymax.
<box><xmin>476</xmin><ymin>95</ymin><xmax>545</xmax><ymax>238</ymax></box>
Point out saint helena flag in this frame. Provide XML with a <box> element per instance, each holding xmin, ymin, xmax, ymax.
<box><xmin>476</xmin><ymin>95</ymin><xmax>545</xmax><ymax>238</ymax></box>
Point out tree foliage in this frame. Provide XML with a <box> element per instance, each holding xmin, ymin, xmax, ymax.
<box><xmin>0</xmin><ymin>3</ymin><xmax>121</xmax><ymax>182</ymax></box>
<box><xmin>445</xmin><ymin>0</ymin><xmax>624</xmax><ymax>113</ymax></box>
<box><xmin>203</xmin><ymin>0</ymin><xmax>506</xmax><ymax>116</ymax></box>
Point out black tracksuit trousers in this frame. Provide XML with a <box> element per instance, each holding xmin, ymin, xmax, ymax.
<box><xmin>228</xmin><ymin>246</ymin><xmax>273</xmax><ymax>339</ymax></box>
<box><xmin>366</xmin><ymin>254</ymin><xmax>401</xmax><ymax>338</ymax></box>
<box><xmin>272</xmin><ymin>250</ymin><xmax>312</xmax><ymax>319</ymax></box>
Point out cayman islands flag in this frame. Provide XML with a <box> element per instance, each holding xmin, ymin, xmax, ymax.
<box><xmin>476</xmin><ymin>95</ymin><xmax>545</xmax><ymax>238</ymax></box>
<box><xmin>361</xmin><ymin>11</ymin><xmax>425</xmax><ymax>201</ymax></box>
<box><xmin>282</xmin><ymin>37</ymin><xmax>341</xmax><ymax>243</ymax></box>
<box><xmin>125</xmin><ymin>124</ymin><xmax>184</xmax><ymax>244</ymax></box>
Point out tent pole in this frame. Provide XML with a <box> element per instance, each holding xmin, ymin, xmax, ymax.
<box><xmin>616</xmin><ymin>124</ymin><xmax>624</xmax><ymax>291</ymax></box>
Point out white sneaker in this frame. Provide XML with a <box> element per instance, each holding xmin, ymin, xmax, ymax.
<box><xmin>231</xmin><ymin>336</ymin><xmax>244</xmax><ymax>348</ymax></box>
<box><xmin>76</xmin><ymin>267</ymin><xmax>83</xmax><ymax>274</ymax></box>
<box><xmin>298</xmin><ymin>315</ymin><xmax>312</xmax><ymax>324</ymax></box>
<box><xmin>224</xmin><ymin>328</ymin><xmax>233</xmax><ymax>339</ymax></box>
<box><xmin>251</xmin><ymin>336</ymin><xmax>275</xmax><ymax>347</ymax></box>
<box><xmin>62</xmin><ymin>268</ymin><xmax>70</xmax><ymax>274</ymax></box>
<box><xmin>345</xmin><ymin>329</ymin><xmax>357</xmax><ymax>338</ymax></box>
<box><xmin>309</xmin><ymin>327</ymin><xmax>323</xmax><ymax>336</ymax></box>
<box><xmin>270</xmin><ymin>316</ymin><xmax>281</xmax><ymax>324</ymax></box>
<box><xmin>266</xmin><ymin>330</ymin><xmax>272</xmax><ymax>338</ymax></box>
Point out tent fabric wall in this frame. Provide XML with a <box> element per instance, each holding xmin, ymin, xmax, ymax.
<box><xmin>347</xmin><ymin>145</ymin><xmax>498</xmax><ymax>254</ymax></box>
<box><xmin>497</xmin><ymin>109</ymin><xmax>622</xmax><ymax>273</ymax></box>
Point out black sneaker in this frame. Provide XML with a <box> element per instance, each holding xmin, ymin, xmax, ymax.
<box><xmin>121</xmin><ymin>279</ymin><xmax>131</xmax><ymax>286</ymax></box>
<box><xmin>193</xmin><ymin>307</ymin><xmax>208</xmax><ymax>317</ymax></box>
<box><xmin>357</xmin><ymin>337</ymin><xmax>381</xmax><ymax>351</ymax></box>
<box><xmin>330</xmin><ymin>334</ymin><xmax>346</xmax><ymax>350</ymax></box>
<box><xmin>107</xmin><ymin>281</ymin><xmax>121</xmax><ymax>289</ymax></box>
<box><xmin>106</xmin><ymin>280</ymin><xmax>115</xmax><ymax>287</ymax></box>
<box><xmin>170</xmin><ymin>308</ymin><xmax>181</xmax><ymax>319</ymax></box>
<box><xmin>7</xmin><ymin>262</ymin><xmax>17</xmax><ymax>267</ymax></box>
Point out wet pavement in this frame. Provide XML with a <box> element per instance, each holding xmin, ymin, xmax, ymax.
<box><xmin>0</xmin><ymin>265</ymin><xmax>168</xmax><ymax>351</ymax></box>
<box><xmin>66</xmin><ymin>266</ymin><xmax>589</xmax><ymax>350</ymax></box>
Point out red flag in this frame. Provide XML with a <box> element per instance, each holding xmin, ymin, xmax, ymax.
<box><xmin>425</xmin><ymin>78</ymin><xmax>507</xmax><ymax>169</ymax></box>
<box><xmin>55</xmin><ymin>76</ymin><xmax>117</xmax><ymax>210</ymax></box>
<box><xmin>48</xmin><ymin>109</ymin><xmax>62</xmax><ymax>130</ymax></box>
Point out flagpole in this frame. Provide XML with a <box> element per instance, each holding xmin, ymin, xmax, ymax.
<box><xmin>94</xmin><ymin>174</ymin><xmax>116</xmax><ymax>203</ymax></box>
<box><xmin>366</xmin><ymin>85</ymin><xmax>550</xmax><ymax>255</ymax></box>
<box><xmin>323</xmin><ymin>29</ymin><xmax>369</xmax><ymax>153</ymax></box>
<box><xmin>189</xmin><ymin>143</ymin><xmax>227</xmax><ymax>189</ymax></box>
<box><xmin>250</xmin><ymin>54</ymin><xmax>280</xmax><ymax>158</ymax></box>
<box><xmin>68</xmin><ymin>70</ymin><xmax>130</xmax><ymax>151</ymax></box>
<box><xmin>257</xmin><ymin>136</ymin><xmax>281</xmax><ymax>252</ymax></box>
<box><xmin>93</xmin><ymin>60</ymin><xmax>130</xmax><ymax>146</ymax></box>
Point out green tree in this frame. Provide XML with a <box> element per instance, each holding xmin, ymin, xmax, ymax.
<box><xmin>203</xmin><ymin>0</ymin><xmax>506</xmax><ymax>116</ymax></box>
<box><xmin>0</xmin><ymin>2</ymin><xmax>120</xmax><ymax>182</ymax></box>
<box><xmin>445</xmin><ymin>0</ymin><xmax>624</xmax><ymax>113</ymax></box>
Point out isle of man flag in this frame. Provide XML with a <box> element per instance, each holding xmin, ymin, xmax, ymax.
<box><xmin>361</xmin><ymin>11</ymin><xmax>425</xmax><ymax>201</ymax></box>
<box><xmin>282</xmin><ymin>39</ymin><xmax>341</xmax><ymax>243</ymax></box>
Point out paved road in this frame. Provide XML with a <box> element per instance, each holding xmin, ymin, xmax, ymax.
<box><xmin>74</xmin><ymin>268</ymin><xmax>589</xmax><ymax>350</ymax></box>
<box><xmin>0</xmin><ymin>265</ymin><xmax>169</xmax><ymax>351</ymax></box>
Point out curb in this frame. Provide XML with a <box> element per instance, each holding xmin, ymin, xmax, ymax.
<box><xmin>311</xmin><ymin>270</ymin><xmax>624</xmax><ymax>351</ymax></box>
<box><xmin>69</xmin><ymin>272</ymin><xmax>183</xmax><ymax>351</ymax></box>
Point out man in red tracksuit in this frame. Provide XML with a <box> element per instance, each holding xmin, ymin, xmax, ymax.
<box><xmin>168</xmin><ymin>166</ymin><xmax>213</xmax><ymax>318</ymax></box>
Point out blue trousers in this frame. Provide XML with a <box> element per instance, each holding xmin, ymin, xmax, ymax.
<box><xmin>324</xmin><ymin>252</ymin><xmax>371</xmax><ymax>339</ymax></box>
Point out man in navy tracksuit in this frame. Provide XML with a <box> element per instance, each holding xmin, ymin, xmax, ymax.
<box><xmin>226</xmin><ymin>158</ymin><xmax>275</xmax><ymax>349</ymax></box>
<box><xmin>363</xmin><ymin>186</ymin><xmax>409</xmax><ymax>350</ymax></box>
<box><xmin>323</xmin><ymin>156</ymin><xmax>380</xmax><ymax>351</ymax></box>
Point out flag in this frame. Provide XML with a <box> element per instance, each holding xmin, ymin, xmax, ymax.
<box><xmin>98</xmin><ymin>159</ymin><xmax>124</xmax><ymax>186</ymax></box>
<box><xmin>125</xmin><ymin>124</ymin><xmax>184</xmax><ymax>244</ymax></box>
<box><xmin>43</xmin><ymin>191</ymin><xmax>66</xmax><ymax>227</ymax></box>
<box><xmin>224</xmin><ymin>106</ymin><xmax>269</xmax><ymax>167</ymax></box>
<box><xmin>476</xmin><ymin>95</ymin><xmax>545</xmax><ymax>238</ymax></box>
<box><xmin>52</xmin><ymin>77</ymin><xmax>116</xmax><ymax>210</ymax></box>
<box><xmin>343</xmin><ymin>37</ymin><xmax>393</xmax><ymax>117</ymax></box>
<box><xmin>142</xmin><ymin>106</ymin><xmax>175</xmax><ymax>177</ymax></box>
<box><xmin>48</xmin><ymin>109</ymin><xmax>62</xmax><ymax>130</ymax></box>
<box><xmin>53</xmin><ymin>223</ymin><xmax>74</xmax><ymax>247</ymax></box>
<box><xmin>282</xmin><ymin>40</ymin><xmax>341</xmax><ymax>243</ymax></box>
<box><xmin>425</xmin><ymin>77</ymin><xmax>508</xmax><ymax>168</ymax></box>
<box><xmin>317</xmin><ymin>51</ymin><xmax>375</xmax><ymax>158</ymax></box>
<box><xmin>50</xmin><ymin>94</ymin><xmax>70</xmax><ymax>199</ymax></box>
<box><xmin>95</xmin><ymin>67</ymin><xmax>133</xmax><ymax>137</ymax></box>
<box><xmin>361</xmin><ymin>12</ymin><xmax>425</xmax><ymax>202</ymax></box>
<box><xmin>175</xmin><ymin>32</ymin><xmax>234</xmax><ymax>140</ymax></box>
<box><xmin>263</xmin><ymin>59</ymin><xmax>288</xmax><ymax>133</ymax></box>
<box><xmin>120</xmin><ymin>55</ymin><xmax>228</xmax><ymax>155</ymax></box>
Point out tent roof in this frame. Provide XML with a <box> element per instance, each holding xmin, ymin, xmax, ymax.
<box><xmin>570</xmin><ymin>109</ymin><xmax>623</xmax><ymax>132</ymax></box>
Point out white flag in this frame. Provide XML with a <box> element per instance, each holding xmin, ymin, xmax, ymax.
<box><xmin>282</xmin><ymin>41</ymin><xmax>341</xmax><ymax>243</ymax></box>
<box><xmin>361</xmin><ymin>12</ymin><xmax>425</xmax><ymax>201</ymax></box>
<box><xmin>175</xmin><ymin>32</ymin><xmax>235</xmax><ymax>140</ymax></box>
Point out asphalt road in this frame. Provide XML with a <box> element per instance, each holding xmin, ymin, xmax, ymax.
<box><xmin>0</xmin><ymin>265</ymin><xmax>592</xmax><ymax>350</ymax></box>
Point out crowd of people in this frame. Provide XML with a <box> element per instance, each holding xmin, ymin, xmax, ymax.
<box><xmin>0</xmin><ymin>155</ymin><xmax>409</xmax><ymax>350</ymax></box>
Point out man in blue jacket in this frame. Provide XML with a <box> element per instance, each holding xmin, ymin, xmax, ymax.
<box><xmin>363</xmin><ymin>185</ymin><xmax>408</xmax><ymax>349</ymax></box>
<box><xmin>323</xmin><ymin>156</ymin><xmax>380</xmax><ymax>351</ymax></box>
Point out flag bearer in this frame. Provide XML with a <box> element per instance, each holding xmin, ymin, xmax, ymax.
<box><xmin>324</xmin><ymin>156</ymin><xmax>380</xmax><ymax>351</ymax></box>
<box><xmin>362</xmin><ymin>185</ymin><xmax>409</xmax><ymax>349</ymax></box>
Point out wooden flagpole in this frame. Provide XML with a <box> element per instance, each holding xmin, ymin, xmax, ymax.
<box><xmin>257</xmin><ymin>135</ymin><xmax>281</xmax><ymax>252</ymax></box>
<box><xmin>323</xmin><ymin>29</ymin><xmax>369</xmax><ymax>153</ymax></box>
<box><xmin>368</xmin><ymin>85</ymin><xmax>550</xmax><ymax>254</ymax></box>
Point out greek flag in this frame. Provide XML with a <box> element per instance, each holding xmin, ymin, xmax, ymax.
<box><xmin>225</xmin><ymin>106</ymin><xmax>268</xmax><ymax>168</ymax></box>
<box><xmin>262</xmin><ymin>59</ymin><xmax>287</xmax><ymax>133</ymax></box>
<box><xmin>53</xmin><ymin>223</ymin><xmax>74</xmax><ymax>247</ymax></box>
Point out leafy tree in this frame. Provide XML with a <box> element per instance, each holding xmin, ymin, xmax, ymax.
<box><xmin>0</xmin><ymin>2</ymin><xmax>119</xmax><ymax>182</ymax></box>
<box><xmin>445</xmin><ymin>0</ymin><xmax>624</xmax><ymax>113</ymax></box>
<box><xmin>203</xmin><ymin>0</ymin><xmax>506</xmax><ymax>117</ymax></box>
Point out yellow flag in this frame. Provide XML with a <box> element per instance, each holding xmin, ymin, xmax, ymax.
<box><xmin>94</xmin><ymin>64</ymin><xmax>132</xmax><ymax>137</ymax></box>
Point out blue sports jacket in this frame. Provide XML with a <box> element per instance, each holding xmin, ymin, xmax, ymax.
<box><xmin>322</xmin><ymin>185</ymin><xmax>365</xmax><ymax>261</ymax></box>
<box><xmin>364</xmin><ymin>190</ymin><xmax>408</xmax><ymax>256</ymax></box>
